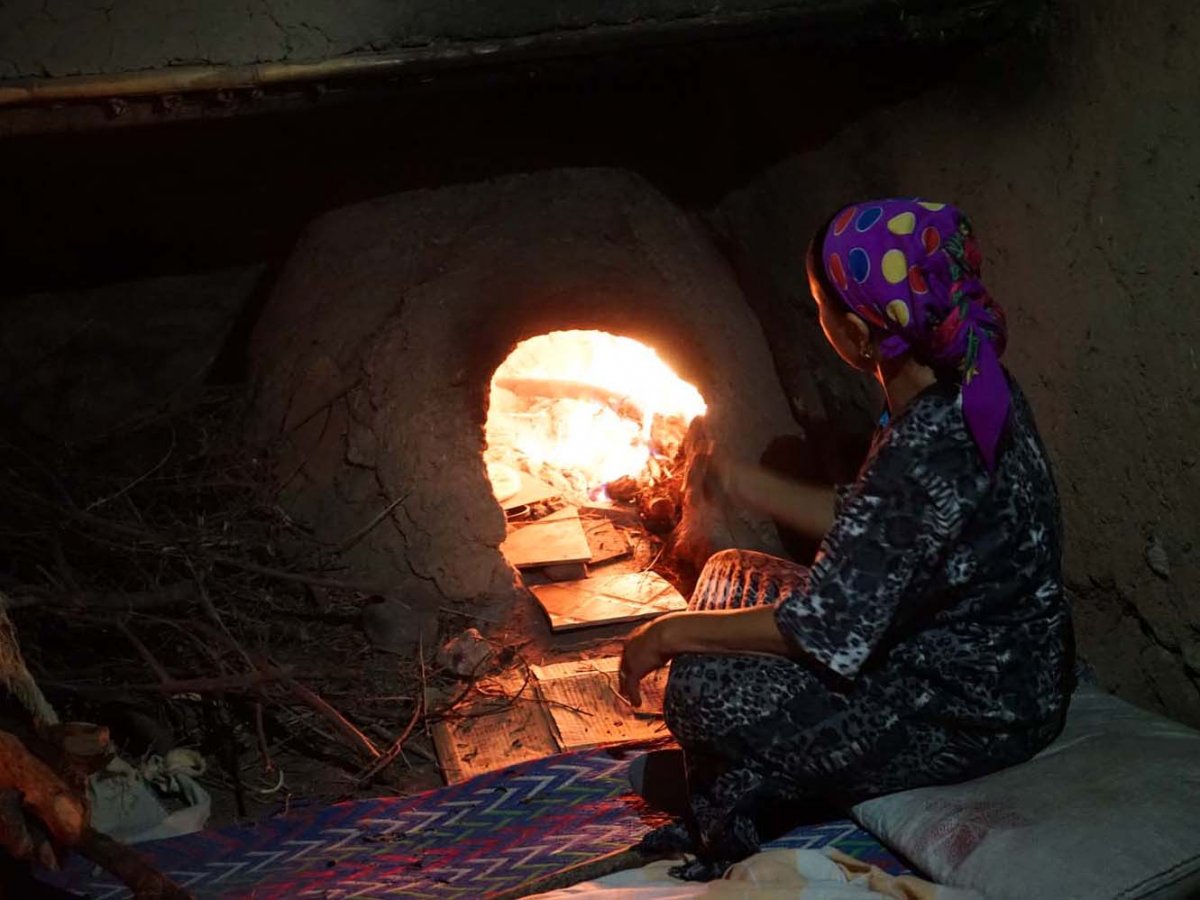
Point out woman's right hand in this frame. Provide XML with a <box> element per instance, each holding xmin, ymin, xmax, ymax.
<box><xmin>691</xmin><ymin>441</ymin><xmax>736</xmax><ymax>505</ymax></box>
<box><xmin>618</xmin><ymin>617</ymin><xmax>676</xmax><ymax>708</ymax></box>
<box><xmin>713</xmin><ymin>462</ymin><xmax>836</xmax><ymax>541</ymax></box>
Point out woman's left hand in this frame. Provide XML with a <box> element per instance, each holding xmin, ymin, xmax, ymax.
<box><xmin>618</xmin><ymin>617</ymin><xmax>675</xmax><ymax>708</ymax></box>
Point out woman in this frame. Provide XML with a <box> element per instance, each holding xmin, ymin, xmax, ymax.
<box><xmin>618</xmin><ymin>198</ymin><xmax>1075</xmax><ymax>880</ymax></box>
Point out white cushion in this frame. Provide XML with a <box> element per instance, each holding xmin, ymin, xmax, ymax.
<box><xmin>852</xmin><ymin>686</ymin><xmax>1200</xmax><ymax>899</ymax></box>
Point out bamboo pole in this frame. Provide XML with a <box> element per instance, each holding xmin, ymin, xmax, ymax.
<box><xmin>0</xmin><ymin>0</ymin><xmax>1021</xmax><ymax>109</ymax></box>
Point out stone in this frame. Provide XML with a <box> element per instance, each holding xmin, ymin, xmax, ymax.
<box><xmin>436</xmin><ymin>628</ymin><xmax>494</xmax><ymax>677</ymax></box>
<box><xmin>360</xmin><ymin>598</ymin><xmax>436</xmax><ymax>653</ymax></box>
<box><xmin>1145</xmin><ymin>536</ymin><xmax>1171</xmax><ymax>580</ymax></box>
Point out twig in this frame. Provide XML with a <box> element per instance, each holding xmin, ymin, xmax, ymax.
<box><xmin>46</xmin><ymin>670</ymin><xmax>287</xmax><ymax>696</ymax></box>
<box><xmin>334</xmin><ymin>493</ymin><xmax>409</xmax><ymax>555</ymax></box>
<box><xmin>0</xmin><ymin>436</ymin><xmax>76</xmax><ymax>510</ymax></box>
<box><xmin>249</xmin><ymin>766</ymin><xmax>286</xmax><ymax>796</ymax></box>
<box><xmin>12</xmin><ymin>487</ymin><xmax>384</xmax><ymax>595</ymax></box>
<box><xmin>207</xmin><ymin>554</ymin><xmax>386</xmax><ymax>595</ymax></box>
<box><xmin>275</xmin><ymin>407</ymin><xmax>332</xmax><ymax>495</ymax></box>
<box><xmin>116</xmin><ymin>620</ymin><xmax>172</xmax><ymax>685</ymax></box>
<box><xmin>280</xmin><ymin>709</ymin><xmax>363</xmax><ymax>768</ymax></box>
<box><xmin>191</xmin><ymin>632</ymin><xmax>379</xmax><ymax>766</ymax></box>
<box><xmin>189</xmin><ymin>567</ymin><xmax>254</xmax><ymax>671</ymax></box>
<box><xmin>84</xmin><ymin>424</ymin><xmax>176</xmax><ymax>512</ymax></box>
<box><xmin>353</xmin><ymin>695</ymin><xmax>424</xmax><ymax>788</ymax></box>
<box><xmin>77</xmin><ymin>827</ymin><xmax>193</xmax><ymax>900</ymax></box>
<box><xmin>254</xmin><ymin>701</ymin><xmax>274</xmax><ymax>777</ymax></box>
<box><xmin>275</xmin><ymin>671</ymin><xmax>381</xmax><ymax>762</ymax></box>
<box><xmin>0</xmin><ymin>391</ymin><xmax>451</xmax><ymax>820</ymax></box>
<box><xmin>438</xmin><ymin>606</ymin><xmax>502</xmax><ymax>624</ymax></box>
<box><xmin>130</xmin><ymin>613</ymin><xmax>228</xmax><ymax>672</ymax></box>
<box><xmin>404</xmin><ymin>737</ymin><xmax>439</xmax><ymax>765</ymax></box>
<box><xmin>538</xmin><ymin>696</ymin><xmax>595</xmax><ymax>717</ymax></box>
<box><xmin>216</xmin><ymin>702</ymin><xmax>248</xmax><ymax>820</ymax></box>
<box><xmin>50</xmin><ymin>533</ymin><xmax>80</xmax><ymax>593</ymax></box>
<box><xmin>429</xmin><ymin>656</ymin><xmax>498</xmax><ymax>720</ymax></box>
<box><xmin>180</xmin><ymin>590</ymin><xmax>272</xmax><ymax>779</ymax></box>
<box><xmin>285</xmin><ymin>381</ymin><xmax>360</xmax><ymax>436</ymax></box>
<box><xmin>366</xmin><ymin>723</ymin><xmax>437</xmax><ymax>764</ymax></box>
<box><xmin>155</xmin><ymin>671</ymin><xmax>282</xmax><ymax>694</ymax></box>
<box><xmin>24</xmin><ymin>582</ymin><xmax>200</xmax><ymax>612</ymax></box>
<box><xmin>416</xmin><ymin>631</ymin><xmax>440</xmax><ymax>773</ymax></box>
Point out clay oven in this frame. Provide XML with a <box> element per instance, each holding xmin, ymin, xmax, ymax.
<box><xmin>248</xmin><ymin>168</ymin><xmax>798</xmax><ymax>615</ymax></box>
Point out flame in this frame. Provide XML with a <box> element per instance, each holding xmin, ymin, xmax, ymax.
<box><xmin>485</xmin><ymin>330</ymin><xmax>706</xmax><ymax>506</ymax></box>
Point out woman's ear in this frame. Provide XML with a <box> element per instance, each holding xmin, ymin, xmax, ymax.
<box><xmin>844</xmin><ymin>313</ymin><xmax>878</xmax><ymax>365</ymax></box>
<box><xmin>845</xmin><ymin>312</ymin><xmax>870</xmax><ymax>348</ymax></box>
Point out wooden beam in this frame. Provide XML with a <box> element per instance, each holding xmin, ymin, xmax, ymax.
<box><xmin>0</xmin><ymin>0</ymin><xmax>1038</xmax><ymax>109</ymax></box>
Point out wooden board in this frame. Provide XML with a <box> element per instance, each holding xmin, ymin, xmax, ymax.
<box><xmin>581</xmin><ymin>515</ymin><xmax>630</xmax><ymax>564</ymax></box>
<box><xmin>541</xmin><ymin>562</ymin><xmax>589</xmax><ymax>582</ymax></box>
<box><xmin>430</xmin><ymin>658</ymin><xmax>673</xmax><ymax>782</ymax></box>
<box><xmin>500</xmin><ymin>506</ymin><xmax>592</xmax><ymax>569</ymax></box>
<box><xmin>581</xmin><ymin>504</ymin><xmax>642</xmax><ymax>528</ymax></box>
<box><xmin>531</xmin><ymin>657</ymin><xmax>669</xmax><ymax>749</ymax></box>
<box><xmin>529</xmin><ymin>570</ymin><xmax>687</xmax><ymax>632</ymax></box>
<box><xmin>487</xmin><ymin>462</ymin><xmax>523</xmax><ymax>504</ymax></box>
<box><xmin>428</xmin><ymin>670</ymin><xmax>558</xmax><ymax>784</ymax></box>
<box><xmin>500</xmin><ymin>472</ymin><xmax>560</xmax><ymax>510</ymax></box>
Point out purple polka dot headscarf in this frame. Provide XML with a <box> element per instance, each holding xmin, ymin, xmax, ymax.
<box><xmin>820</xmin><ymin>198</ymin><xmax>1010</xmax><ymax>470</ymax></box>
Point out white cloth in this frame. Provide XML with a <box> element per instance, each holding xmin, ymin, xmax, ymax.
<box><xmin>528</xmin><ymin>848</ymin><xmax>984</xmax><ymax>899</ymax></box>
<box><xmin>89</xmin><ymin>749</ymin><xmax>210</xmax><ymax>844</ymax></box>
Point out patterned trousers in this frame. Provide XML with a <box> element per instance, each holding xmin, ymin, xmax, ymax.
<box><xmin>652</xmin><ymin>549</ymin><xmax>1055</xmax><ymax>880</ymax></box>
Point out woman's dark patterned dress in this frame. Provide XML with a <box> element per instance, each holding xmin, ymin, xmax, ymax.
<box><xmin>653</xmin><ymin>376</ymin><xmax>1075</xmax><ymax>879</ymax></box>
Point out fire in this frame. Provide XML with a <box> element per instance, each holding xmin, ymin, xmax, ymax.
<box><xmin>484</xmin><ymin>330</ymin><xmax>706</xmax><ymax>506</ymax></box>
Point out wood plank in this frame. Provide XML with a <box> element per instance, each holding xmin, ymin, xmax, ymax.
<box><xmin>580</xmin><ymin>515</ymin><xmax>630</xmax><ymax>564</ymax></box>
<box><xmin>541</xmin><ymin>562</ymin><xmax>589</xmax><ymax>582</ymax></box>
<box><xmin>500</xmin><ymin>506</ymin><xmax>591</xmax><ymax>569</ymax></box>
<box><xmin>581</xmin><ymin>504</ymin><xmax>642</xmax><ymax>528</ymax></box>
<box><xmin>529</xmin><ymin>570</ymin><xmax>687</xmax><ymax>632</ymax></box>
<box><xmin>531</xmin><ymin>656</ymin><xmax>669</xmax><ymax>749</ymax></box>
<box><xmin>427</xmin><ymin>670</ymin><xmax>558</xmax><ymax>784</ymax></box>
<box><xmin>500</xmin><ymin>472</ymin><xmax>560</xmax><ymax>510</ymax></box>
<box><xmin>487</xmin><ymin>462</ymin><xmax>523</xmax><ymax>504</ymax></box>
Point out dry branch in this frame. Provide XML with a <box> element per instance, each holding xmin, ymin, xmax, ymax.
<box><xmin>78</xmin><ymin>827</ymin><xmax>193</xmax><ymax>900</ymax></box>
<box><xmin>354</xmin><ymin>695</ymin><xmax>424</xmax><ymax>787</ymax></box>
<box><xmin>206</xmin><ymin>554</ymin><xmax>388</xmax><ymax>595</ymax></box>
<box><xmin>0</xmin><ymin>388</ymin><xmax>435</xmax><ymax>834</ymax></box>
<box><xmin>334</xmin><ymin>493</ymin><xmax>409</xmax><ymax>555</ymax></box>
<box><xmin>45</xmin><ymin>670</ymin><xmax>286</xmax><ymax>697</ymax></box>
<box><xmin>0</xmin><ymin>732</ymin><xmax>85</xmax><ymax>846</ymax></box>
<box><xmin>117</xmin><ymin>621</ymin><xmax>172</xmax><ymax>685</ymax></box>
<box><xmin>0</xmin><ymin>788</ymin><xmax>36</xmax><ymax>861</ymax></box>
<box><xmin>277</xmin><ymin>673</ymin><xmax>382</xmax><ymax>763</ymax></box>
<box><xmin>0</xmin><ymin>734</ymin><xmax>193</xmax><ymax>898</ymax></box>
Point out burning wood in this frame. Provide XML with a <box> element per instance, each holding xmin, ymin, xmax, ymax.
<box><xmin>485</xmin><ymin>330</ymin><xmax>705</xmax><ymax>509</ymax></box>
<box><xmin>492</xmin><ymin>377</ymin><xmax>645</xmax><ymax>422</ymax></box>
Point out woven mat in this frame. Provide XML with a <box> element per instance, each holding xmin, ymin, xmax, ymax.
<box><xmin>48</xmin><ymin>748</ymin><xmax>904</xmax><ymax>898</ymax></box>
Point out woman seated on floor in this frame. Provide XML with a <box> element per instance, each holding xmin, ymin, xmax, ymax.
<box><xmin>618</xmin><ymin>198</ymin><xmax>1076</xmax><ymax>880</ymax></box>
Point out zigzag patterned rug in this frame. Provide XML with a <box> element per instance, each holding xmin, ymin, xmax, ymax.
<box><xmin>50</xmin><ymin>749</ymin><xmax>903</xmax><ymax>898</ymax></box>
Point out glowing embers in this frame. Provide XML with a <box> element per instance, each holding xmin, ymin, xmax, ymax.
<box><xmin>484</xmin><ymin>330</ymin><xmax>706</xmax><ymax>508</ymax></box>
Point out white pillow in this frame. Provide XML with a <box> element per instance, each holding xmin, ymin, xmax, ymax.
<box><xmin>852</xmin><ymin>686</ymin><xmax>1200</xmax><ymax>899</ymax></box>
